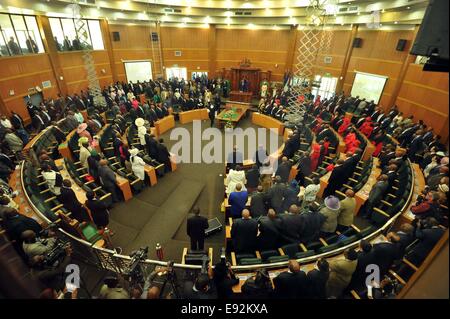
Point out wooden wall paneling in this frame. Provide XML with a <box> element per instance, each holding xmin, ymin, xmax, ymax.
<box><xmin>101</xmin><ymin>19</ymin><xmax>118</xmax><ymax>83</ymax></box>
<box><xmin>208</xmin><ymin>25</ymin><xmax>217</xmax><ymax>77</ymax></box>
<box><xmin>284</xmin><ymin>25</ymin><xmax>299</xmax><ymax>73</ymax></box>
<box><xmin>0</xmin><ymin>54</ymin><xmax>58</xmax><ymax>122</ymax></box>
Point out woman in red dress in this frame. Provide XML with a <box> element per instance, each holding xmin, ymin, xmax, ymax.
<box><xmin>338</xmin><ymin>117</ymin><xmax>351</xmax><ymax>134</ymax></box>
<box><xmin>359</xmin><ymin>117</ymin><xmax>374</xmax><ymax>138</ymax></box>
<box><xmin>310</xmin><ymin>143</ymin><xmax>321</xmax><ymax>172</ymax></box>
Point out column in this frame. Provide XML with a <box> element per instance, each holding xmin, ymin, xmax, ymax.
<box><xmin>335</xmin><ymin>24</ymin><xmax>359</xmax><ymax>94</ymax></box>
<box><xmin>100</xmin><ymin>19</ymin><xmax>118</xmax><ymax>83</ymax></box>
<box><xmin>284</xmin><ymin>25</ymin><xmax>299</xmax><ymax>73</ymax></box>
<box><xmin>208</xmin><ymin>24</ymin><xmax>217</xmax><ymax>77</ymax></box>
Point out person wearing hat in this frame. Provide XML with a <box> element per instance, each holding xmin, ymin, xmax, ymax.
<box><xmin>129</xmin><ymin>148</ymin><xmax>146</xmax><ymax>181</ymax></box>
<box><xmin>77</xmin><ymin>123</ymin><xmax>92</xmax><ymax>143</ymax></box>
<box><xmin>135</xmin><ymin>117</ymin><xmax>147</xmax><ymax>149</ymax></box>
<box><xmin>319</xmin><ymin>195</ymin><xmax>341</xmax><ymax>237</ymax></box>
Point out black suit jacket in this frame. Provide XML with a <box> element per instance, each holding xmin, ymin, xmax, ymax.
<box><xmin>279</xmin><ymin>213</ymin><xmax>304</xmax><ymax>243</ymax></box>
<box><xmin>257</xmin><ymin>216</ymin><xmax>281</xmax><ymax>250</ymax></box>
<box><xmin>276</xmin><ymin>162</ymin><xmax>292</xmax><ymax>183</ymax></box>
<box><xmin>231</xmin><ymin>218</ymin><xmax>258</xmax><ymax>253</ymax></box>
<box><xmin>307</xmin><ymin>269</ymin><xmax>329</xmax><ymax>299</ymax></box>
<box><xmin>250</xmin><ymin>192</ymin><xmax>267</xmax><ymax>218</ymax></box>
<box><xmin>187</xmin><ymin>215</ymin><xmax>209</xmax><ymax>240</ymax></box>
<box><xmin>372</xmin><ymin>242</ymin><xmax>402</xmax><ymax>276</ymax></box>
<box><xmin>245</xmin><ymin>168</ymin><xmax>260</xmax><ymax>188</ymax></box>
<box><xmin>273</xmin><ymin>270</ymin><xmax>308</xmax><ymax>299</ymax></box>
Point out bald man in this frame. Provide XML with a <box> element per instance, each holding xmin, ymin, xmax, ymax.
<box><xmin>257</xmin><ymin>208</ymin><xmax>281</xmax><ymax>250</ymax></box>
<box><xmin>230</xmin><ymin>209</ymin><xmax>258</xmax><ymax>254</ymax></box>
<box><xmin>337</xmin><ymin>189</ymin><xmax>356</xmax><ymax>231</ymax></box>
<box><xmin>273</xmin><ymin>260</ymin><xmax>308</xmax><ymax>299</ymax></box>
<box><xmin>275</xmin><ymin>156</ymin><xmax>292</xmax><ymax>183</ymax></box>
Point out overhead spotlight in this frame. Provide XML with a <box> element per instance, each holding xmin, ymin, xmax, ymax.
<box><xmin>407</xmin><ymin>6</ymin><xmax>410</xmax><ymax>9</ymax></box>
<box><xmin>394</xmin><ymin>21</ymin><xmax>398</xmax><ymax>24</ymax></box>
<box><xmin>381</xmin><ymin>9</ymin><xmax>385</xmax><ymax>13</ymax></box>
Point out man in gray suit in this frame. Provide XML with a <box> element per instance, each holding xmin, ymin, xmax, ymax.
<box><xmin>98</xmin><ymin>160</ymin><xmax>120</xmax><ymax>203</ymax></box>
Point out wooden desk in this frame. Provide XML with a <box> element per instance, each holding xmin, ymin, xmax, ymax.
<box><xmin>116</xmin><ymin>175</ymin><xmax>132</xmax><ymax>202</ymax></box>
<box><xmin>23</xmin><ymin>126</ymin><xmax>51</xmax><ymax>154</ymax></box>
<box><xmin>144</xmin><ymin>165</ymin><xmax>158</xmax><ymax>186</ymax></box>
<box><xmin>9</xmin><ymin>167</ymin><xmax>44</xmax><ymax>223</ymax></box>
<box><xmin>155</xmin><ymin>115</ymin><xmax>175</xmax><ymax>136</ymax></box>
<box><xmin>251</xmin><ymin>113</ymin><xmax>284</xmax><ymax>136</ymax></box>
<box><xmin>216</xmin><ymin>104</ymin><xmax>249</xmax><ymax>125</ymax></box>
<box><xmin>229</xmin><ymin>91</ymin><xmax>253</xmax><ymax>103</ymax></box>
<box><xmin>360</xmin><ymin>132</ymin><xmax>375</xmax><ymax>161</ymax></box>
<box><xmin>179</xmin><ymin>109</ymin><xmax>208</xmax><ymax>124</ymax></box>
<box><xmin>58</xmin><ymin>129</ymin><xmax>76</xmax><ymax>162</ymax></box>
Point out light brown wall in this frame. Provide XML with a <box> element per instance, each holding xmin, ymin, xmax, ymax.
<box><xmin>396</xmin><ymin>64</ymin><xmax>449</xmax><ymax>143</ymax></box>
<box><xmin>161</xmin><ymin>26</ymin><xmax>210</xmax><ymax>78</ymax></box>
<box><xmin>216</xmin><ymin>28</ymin><xmax>290</xmax><ymax>82</ymax></box>
<box><xmin>57</xmin><ymin>50</ymin><xmax>113</xmax><ymax>95</ymax></box>
<box><xmin>109</xmin><ymin>24</ymin><xmax>161</xmax><ymax>82</ymax></box>
<box><xmin>0</xmin><ymin>54</ymin><xmax>58</xmax><ymax>122</ymax></box>
<box><xmin>343</xmin><ymin>29</ymin><xmax>415</xmax><ymax>109</ymax></box>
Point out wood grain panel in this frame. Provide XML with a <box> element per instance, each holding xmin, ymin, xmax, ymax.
<box><xmin>160</xmin><ymin>27</ymin><xmax>209</xmax><ymax>49</ymax></box>
<box><xmin>216</xmin><ymin>29</ymin><xmax>290</xmax><ymax>51</ymax></box>
<box><xmin>109</xmin><ymin>24</ymin><xmax>154</xmax><ymax>50</ymax></box>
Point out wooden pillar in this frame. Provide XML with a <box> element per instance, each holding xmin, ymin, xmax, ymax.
<box><xmin>0</xmin><ymin>94</ymin><xmax>8</xmax><ymax>115</ymax></box>
<box><xmin>285</xmin><ymin>25</ymin><xmax>299</xmax><ymax>73</ymax></box>
<box><xmin>100</xmin><ymin>19</ymin><xmax>118</xmax><ymax>83</ymax></box>
<box><xmin>156</xmin><ymin>21</ymin><xmax>165</xmax><ymax>78</ymax></box>
<box><xmin>36</xmin><ymin>16</ymin><xmax>67</xmax><ymax>96</ymax></box>
<box><xmin>336</xmin><ymin>24</ymin><xmax>359</xmax><ymax>94</ymax></box>
<box><xmin>388</xmin><ymin>25</ymin><xmax>421</xmax><ymax>108</ymax></box>
<box><xmin>208</xmin><ymin>24</ymin><xmax>217</xmax><ymax>77</ymax></box>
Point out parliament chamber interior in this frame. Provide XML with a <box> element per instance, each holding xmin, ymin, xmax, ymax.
<box><xmin>0</xmin><ymin>0</ymin><xmax>448</xmax><ymax>301</ymax></box>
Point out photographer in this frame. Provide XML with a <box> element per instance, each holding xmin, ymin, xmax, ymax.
<box><xmin>98</xmin><ymin>274</ymin><xmax>130</xmax><ymax>299</ymax></box>
<box><xmin>212</xmin><ymin>259</ymin><xmax>239</xmax><ymax>299</ymax></box>
<box><xmin>30</xmin><ymin>244</ymin><xmax>73</xmax><ymax>291</ymax></box>
<box><xmin>22</xmin><ymin>229</ymin><xmax>57</xmax><ymax>259</ymax></box>
<box><xmin>183</xmin><ymin>271</ymin><xmax>217</xmax><ymax>299</ymax></box>
<box><xmin>241</xmin><ymin>269</ymin><xmax>273</xmax><ymax>299</ymax></box>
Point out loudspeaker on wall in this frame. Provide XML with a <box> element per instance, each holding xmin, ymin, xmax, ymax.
<box><xmin>112</xmin><ymin>32</ymin><xmax>120</xmax><ymax>41</ymax></box>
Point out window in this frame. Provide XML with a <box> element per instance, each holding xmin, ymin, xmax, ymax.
<box><xmin>166</xmin><ymin>67</ymin><xmax>187</xmax><ymax>80</ymax></box>
<box><xmin>0</xmin><ymin>14</ymin><xmax>44</xmax><ymax>56</ymax></box>
<box><xmin>311</xmin><ymin>75</ymin><xmax>338</xmax><ymax>100</ymax></box>
<box><xmin>49</xmin><ymin>17</ymin><xmax>104</xmax><ymax>52</ymax></box>
<box><xmin>191</xmin><ymin>71</ymin><xmax>208</xmax><ymax>80</ymax></box>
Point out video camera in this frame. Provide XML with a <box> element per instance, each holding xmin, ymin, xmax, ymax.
<box><xmin>124</xmin><ymin>246</ymin><xmax>148</xmax><ymax>283</ymax></box>
<box><xmin>43</xmin><ymin>239</ymin><xmax>70</xmax><ymax>267</ymax></box>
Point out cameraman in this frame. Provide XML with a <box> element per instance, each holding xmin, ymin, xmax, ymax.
<box><xmin>98</xmin><ymin>274</ymin><xmax>130</xmax><ymax>299</ymax></box>
<box><xmin>212</xmin><ymin>259</ymin><xmax>239</xmax><ymax>299</ymax></box>
<box><xmin>183</xmin><ymin>267</ymin><xmax>217</xmax><ymax>299</ymax></box>
<box><xmin>21</xmin><ymin>229</ymin><xmax>57</xmax><ymax>259</ymax></box>
<box><xmin>30</xmin><ymin>244</ymin><xmax>73</xmax><ymax>291</ymax></box>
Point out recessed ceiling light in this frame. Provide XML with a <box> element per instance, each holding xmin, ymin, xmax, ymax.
<box><xmin>394</xmin><ymin>21</ymin><xmax>398</xmax><ymax>24</ymax></box>
<box><xmin>407</xmin><ymin>6</ymin><xmax>411</xmax><ymax>9</ymax></box>
<box><xmin>381</xmin><ymin>9</ymin><xmax>385</xmax><ymax>13</ymax></box>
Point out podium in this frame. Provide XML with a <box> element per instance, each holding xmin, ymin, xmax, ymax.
<box><xmin>229</xmin><ymin>91</ymin><xmax>253</xmax><ymax>103</ymax></box>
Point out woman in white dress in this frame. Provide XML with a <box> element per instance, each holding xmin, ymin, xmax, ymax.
<box><xmin>129</xmin><ymin>148</ymin><xmax>146</xmax><ymax>181</ymax></box>
<box><xmin>135</xmin><ymin>118</ymin><xmax>147</xmax><ymax>148</ymax></box>
<box><xmin>225</xmin><ymin>165</ymin><xmax>247</xmax><ymax>196</ymax></box>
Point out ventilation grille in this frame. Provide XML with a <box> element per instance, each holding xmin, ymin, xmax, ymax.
<box><xmin>164</xmin><ymin>8</ymin><xmax>182</xmax><ymax>13</ymax></box>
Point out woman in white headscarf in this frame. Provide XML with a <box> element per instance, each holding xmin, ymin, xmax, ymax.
<box><xmin>135</xmin><ymin>117</ymin><xmax>147</xmax><ymax>148</ymax></box>
<box><xmin>129</xmin><ymin>148</ymin><xmax>146</xmax><ymax>181</ymax></box>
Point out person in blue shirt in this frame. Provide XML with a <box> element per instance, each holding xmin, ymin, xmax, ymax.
<box><xmin>228</xmin><ymin>183</ymin><xmax>248</xmax><ymax>218</ymax></box>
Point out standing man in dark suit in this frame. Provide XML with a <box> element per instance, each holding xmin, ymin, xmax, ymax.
<box><xmin>10</xmin><ymin>112</ymin><xmax>24</xmax><ymax>130</ymax></box>
<box><xmin>408</xmin><ymin>218</ymin><xmax>445</xmax><ymax>266</ymax></box>
<box><xmin>250</xmin><ymin>186</ymin><xmax>267</xmax><ymax>218</ymax></box>
<box><xmin>323</xmin><ymin>159</ymin><xmax>346</xmax><ymax>197</ymax></box>
<box><xmin>230</xmin><ymin>209</ymin><xmax>258</xmax><ymax>254</ymax></box>
<box><xmin>145</xmin><ymin>132</ymin><xmax>159</xmax><ymax>160</ymax></box>
<box><xmin>306</xmin><ymin>258</ymin><xmax>329</xmax><ymax>299</ymax></box>
<box><xmin>60</xmin><ymin>180</ymin><xmax>90</xmax><ymax>222</ymax></box>
<box><xmin>279</xmin><ymin>204</ymin><xmax>304</xmax><ymax>244</ymax></box>
<box><xmin>245</xmin><ymin>164</ymin><xmax>260</xmax><ymax>194</ymax></box>
<box><xmin>156</xmin><ymin>139</ymin><xmax>172</xmax><ymax>172</ymax></box>
<box><xmin>267</xmin><ymin>176</ymin><xmax>287</xmax><ymax>214</ymax></box>
<box><xmin>207</xmin><ymin>102</ymin><xmax>216</xmax><ymax>128</ymax></box>
<box><xmin>276</xmin><ymin>156</ymin><xmax>292</xmax><ymax>183</ymax></box>
<box><xmin>98</xmin><ymin>159</ymin><xmax>120</xmax><ymax>203</ymax></box>
<box><xmin>257</xmin><ymin>209</ymin><xmax>281</xmax><ymax>250</ymax></box>
<box><xmin>186</xmin><ymin>207</ymin><xmax>209</xmax><ymax>251</ymax></box>
<box><xmin>273</xmin><ymin>260</ymin><xmax>308</xmax><ymax>299</ymax></box>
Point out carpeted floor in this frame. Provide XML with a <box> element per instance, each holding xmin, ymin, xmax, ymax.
<box><xmin>108</xmin><ymin>115</ymin><xmax>284</xmax><ymax>263</ymax></box>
